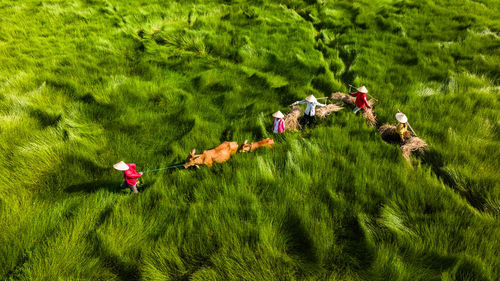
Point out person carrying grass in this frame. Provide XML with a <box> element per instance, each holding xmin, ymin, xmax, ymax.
<box><xmin>395</xmin><ymin>112</ymin><xmax>411</xmax><ymax>143</ymax></box>
<box><xmin>272</xmin><ymin>111</ymin><xmax>285</xmax><ymax>133</ymax></box>
<box><xmin>290</xmin><ymin>95</ymin><xmax>326</xmax><ymax>127</ymax></box>
<box><xmin>350</xmin><ymin>86</ymin><xmax>371</xmax><ymax>114</ymax></box>
<box><xmin>113</xmin><ymin>161</ymin><xmax>143</xmax><ymax>194</ymax></box>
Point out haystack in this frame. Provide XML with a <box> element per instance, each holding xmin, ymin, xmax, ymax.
<box><xmin>331</xmin><ymin>92</ymin><xmax>376</xmax><ymax>107</ymax></box>
<box><xmin>379</xmin><ymin>124</ymin><xmax>399</xmax><ymax>143</ymax></box>
<box><xmin>379</xmin><ymin>124</ymin><xmax>427</xmax><ymax>161</ymax></box>
<box><xmin>284</xmin><ymin>106</ymin><xmax>302</xmax><ymax>131</ymax></box>
<box><xmin>331</xmin><ymin>92</ymin><xmax>355</xmax><ymax>105</ymax></box>
<box><xmin>316</xmin><ymin>104</ymin><xmax>343</xmax><ymax>118</ymax></box>
<box><xmin>363</xmin><ymin>108</ymin><xmax>377</xmax><ymax>127</ymax></box>
<box><xmin>401</xmin><ymin>137</ymin><xmax>428</xmax><ymax>161</ymax></box>
<box><xmin>379</xmin><ymin>124</ymin><xmax>411</xmax><ymax>143</ymax></box>
<box><xmin>331</xmin><ymin>92</ymin><xmax>376</xmax><ymax>126</ymax></box>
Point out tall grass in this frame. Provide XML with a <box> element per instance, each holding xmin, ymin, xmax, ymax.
<box><xmin>0</xmin><ymin>0</ymin><xmax>498</xmax><ymax>280</ymax></box>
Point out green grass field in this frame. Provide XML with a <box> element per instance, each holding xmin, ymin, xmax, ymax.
<box><xmin>0</xmin><ymin>0</ymin><xmax>499</xmax><ymax>280</ymax></box>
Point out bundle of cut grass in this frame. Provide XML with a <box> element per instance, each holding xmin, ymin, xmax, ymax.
<box><xmin>331</xmin><ymin>92</ymin><xmax>355</xmax><ymax>105</ymax></box>
<box><xmin>379</xmin><ymin>124</ymin><xmax>399</xmax><ymax>143</ymax></box>
<box><xmin>331</xmin><ymin>92</ymin><xmax>376</xmax><ymax>107</ymax></box>
<box><xmin>332</xmin><ymin>92</ymin><xmax>376</xmax><ymax>126</ymax></box>
<box><xmin>363</xmin><ymin>108</ymin><xmax>377</xmax><ymax>127</ymax></box>
<box><xmin>316</xmin><ymin>104</ymin><xmax>343</xmax><ymax>118</ymax></box>
<box><xmin>401</xmin><ymin>137</ymin><xmax>428</xmax><ymax>161</ymax></box>
<box><xmin>284</xmin><ymin>106</ymin><xmax>302</xmax><ymax>131</ymax></box>
<box><xmin>379</xmin><ymin>124</ymin><xmax>412</xmax><ymax>143</ymax></box>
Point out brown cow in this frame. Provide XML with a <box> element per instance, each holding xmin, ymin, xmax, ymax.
<box><xmin>239</xmin><ymin>138</ymin><xmax>274</xmax><ymax>152</ymax></box>
<box><xmin>184</xmin><ymin>141</ymin><xmax>239</xmax><ymax>168</ymax></box>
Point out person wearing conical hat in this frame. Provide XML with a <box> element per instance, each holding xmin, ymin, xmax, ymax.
<box><xmin>290</xmin><ymin>95</ymin><xmax>326</xmax><ymax>127</ymax></box>
<box><xmin>350</xmin><ymin>86</ymin><xmax>372</xmax><ymax>114</ymax></box>
<box><xmin>113</xmin><ymin>161</ymin><xmax>142</xmax><ymax>194</ymax></box>
<box><xmin>272</xmin><ymin>111</ymin><xmax>285</xmax><ymax>133</ymax></box>
<box><xmin>395</xmin><ymin>112</ymin><xmax>409</xmax><ymax>142</ymax></box>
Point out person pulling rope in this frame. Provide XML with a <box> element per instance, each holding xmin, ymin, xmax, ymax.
<box><xmin>113</xmin><ymin>162</ymin><xmax>185</xmax><ymax>194</ymax></box>
<box><xmin>113</xmin><ymin>161</ymin><xmax>143</xmax><ymax>194</ymax></box>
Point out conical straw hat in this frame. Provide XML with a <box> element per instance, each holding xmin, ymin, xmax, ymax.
<box><xmin>305</xmin><ymin>95</ymin><xmax>317</xmax><ymax>103</ymax></box>
<box><xmin>272</xmin><ymin>111</ymin><xmax>284</xmax><ymax>119</ymax></box>
<box><xmin>113</xmin><ymin>161</ymin><xmax>129</xmax><ymax>171</ymax></box>
<box><xmin>357</xmin><ymin>86</ymin><xmax>368</xmax><ymax>93</ymax></box>
<box><xmin>395</xmin><ymin>112</ymin><xmax>408</xmax><ymax>123</ymax></box>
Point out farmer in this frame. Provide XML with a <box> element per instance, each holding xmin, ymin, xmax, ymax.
<box><xmin>272</xmin><ymin>111</ymin><xmax>285</xmax><ymax>133</ymax></box>
<box><xmin>350</xmin><ymin>86</ymin><xmax>372</xmax><ymax>114</ymax></box>
<box><xmin>395</xmin><ymin>112</ymin><xmax>409</xmax><ymax>142</ymax></box>
<box><xmin>290</xmin><ymin>95</ymin><xmax>326</xmax><ymax>127</ymax></box>
<box><xmin>113</xmin><ymin>161</ymin><xmax>143</xmax><ymax>194</ymax></box>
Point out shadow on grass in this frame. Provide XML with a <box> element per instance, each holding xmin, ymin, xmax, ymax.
<box><xmin>88</xmin><ymin>232</ymin><xmax>141</xmax><ymax>281</ymax></box>
<box><xmin>281</xmin><ymin>210</ymin><xmax>318</xmax><ymax>264</ymax></box>
<box><xmin>65</xmin><ymin>180</ymin><xmax>122</xmax><ymax>194</ymax></box>
<box><xmin>64</xmin><ymin>162</ymin><xmax>186</xmax><ymax>194</ymax></box>
<box><xmin>65</xmin><ymin>180</ymin><xmax>153</xmax><ymax>194</ymax></box>
<box><xmin>316</xmin><ymin>188</ymin><xmax>376</xmax><ymax>269</ymax></box>
<box><xmin>422</xmin><ymin>149</ymin><xmax>487</xmax><ymax>213</ymax></box>
<box><xmin>341</xmin><ymin>216</ymin><xmax>376</xmax><ymax>270</ymax></box>
<box><xmin>399</xmin><ymin>250</ymin><xmax>492</xmax><ymax>281</ymax></box>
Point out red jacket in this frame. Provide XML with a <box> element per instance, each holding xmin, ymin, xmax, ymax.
<box><xmin>124</xmin><ymin>163</ymin><xmax>142</xmax><ymax>186</ymax></box>
<box><xmin>351</xmin><ymin>92</ymin><xmax>370</xmax><ymax>109</ymax></box>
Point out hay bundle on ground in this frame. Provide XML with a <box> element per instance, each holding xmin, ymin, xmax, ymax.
<box><xmin>379</xmin><ymin>124</ymin><xmax>399</xmax><ymax>143</ymax></box>
<box><xmin>379</xmin><ymin>124</ymin><xmax>412</xmax><ymax>143</ymax></box>
<box><xmin>331</xmin><ymin>92</ymin><xmax>376</xmax><ymax>107</ymax></box>
<box><xmin>316</xmin><ymin>104</ymin><xmax>343</xmax><ymax>118</ymax></box>
<box><xmin>331</xmin><ymin>92</ymin><xmax>355</xmax><ymax>105</ymax></box>
<box><xmin>284</xmin><ymin>106</ymin><xmax>302</xmax><ymax>131</ymax></box>
<box><xmin>363</xmin><ymin>108</ymin><xmax>377</xmax><ymax>127</ymax></box>
<box><xmin>401</xmin><ymin>137</ymin><xmax>428</xmax><ymax>161</ymax></box>
<box><xmin>331</xmin><ymin>92</ymin><xmax>376</xmax><ymax>126</ymax></box>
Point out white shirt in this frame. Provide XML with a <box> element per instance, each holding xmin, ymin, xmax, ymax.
<box><xmin>297</xmin><ymin>100</ymin><xmax>326</xmax><ymax>116</ymax></box>
<box><xmin>273</xmin><ymin>119</ymin><xmax>280</xmax><ymax>133</ymax></box>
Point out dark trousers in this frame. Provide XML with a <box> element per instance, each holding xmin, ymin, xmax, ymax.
<box><xmin>302</xmin><ymin>114</ymin><xmax>315</xmax><ymax>127</ymax></box>
<box><xmin>122</xmin><ymin>181</ymin><xmax>139</xmax><ymax>193</ymax></box>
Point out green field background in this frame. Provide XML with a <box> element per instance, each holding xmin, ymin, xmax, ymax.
<box><xmin>0</xmin><ymin>0</ymin><xmax>498</xmax><ymax>280</ymax></box>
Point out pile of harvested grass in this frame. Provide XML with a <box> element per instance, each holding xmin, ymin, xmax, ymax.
<box><xmin>379</xmin><ymin>124</ymin><xmax>412</xmax><ymax>143</ymax></box>
<box><xmin>379</xmin><ymin>124</ymin><xmax>426</xmax><ymax>161</ymax></box>
<box><xmin>332</xmin><ymin>92</ymin><xmax>376</xmax><ymax>126</ymax></box>
<box><xmin>401</xmin><ymin>137</ymin><xmax>428</xmax><ymax>161</ymax></box>
<box><xmin>363</xmin><ymin>108</ymin><xmax>377</xmax><ymax>127</ymax></box>
<box><xmin>379</xmin><ymin>124</ymin><xmax>400</xmax><ymax>143</ymax></box>
<box><xmin>331</xmin><ymin>92</ymin><xmax>355</xmax><ymax>106</ymax></box>
<box><xmin>284</xmin><ymin>106</ymin><xmax>302</xmax><ymax>131</ymax></box>
<box><xmin>316</xmin><ymin>104</ymin><xmax>343</xmax><ymax>118</ymax></box>
<box><xmin>331</xmin><ymin>92</ymin><xmax>376</xmax><ymax>107</ymax></box>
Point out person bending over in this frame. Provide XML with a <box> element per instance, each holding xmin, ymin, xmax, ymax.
<box><xmin>290</xmin><ymin>95</ymin><xmax>325</xmax><ymax>127</ymax></box>
<box><xmin>350</xmin><ymin>86</ymin><xmax>372</xmax><ymax>114</ymax></box>
<box><xmin>395</xmin><ymin>112</ymin><xmax>410</xmax><ymax>143</ymax></box>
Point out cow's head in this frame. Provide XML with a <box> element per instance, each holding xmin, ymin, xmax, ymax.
<box><xmin>184</xmin><ymin>149</ymin><xmax>202</xmax><ymax>169</ymax></box>
<box><xmin>239</xmin><ymin>140</ymin><xmax>251</xmax><ymax>152</ymax></box>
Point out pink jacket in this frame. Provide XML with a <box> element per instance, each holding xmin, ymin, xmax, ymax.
<box><xmin>124</xmin><ymin>163</ymin><xmax>142</xmax><ymax>186</ymax></box>
<box><xmin>273</xmin><ymin>118</ymin><xmax>285</xmax><ymax>133</ymax></box>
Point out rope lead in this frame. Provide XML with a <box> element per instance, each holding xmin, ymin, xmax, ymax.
<box><xmin>144</xmin><ymin>163</ymin><xmax>185</xmax><ymax>173</ymax></box>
